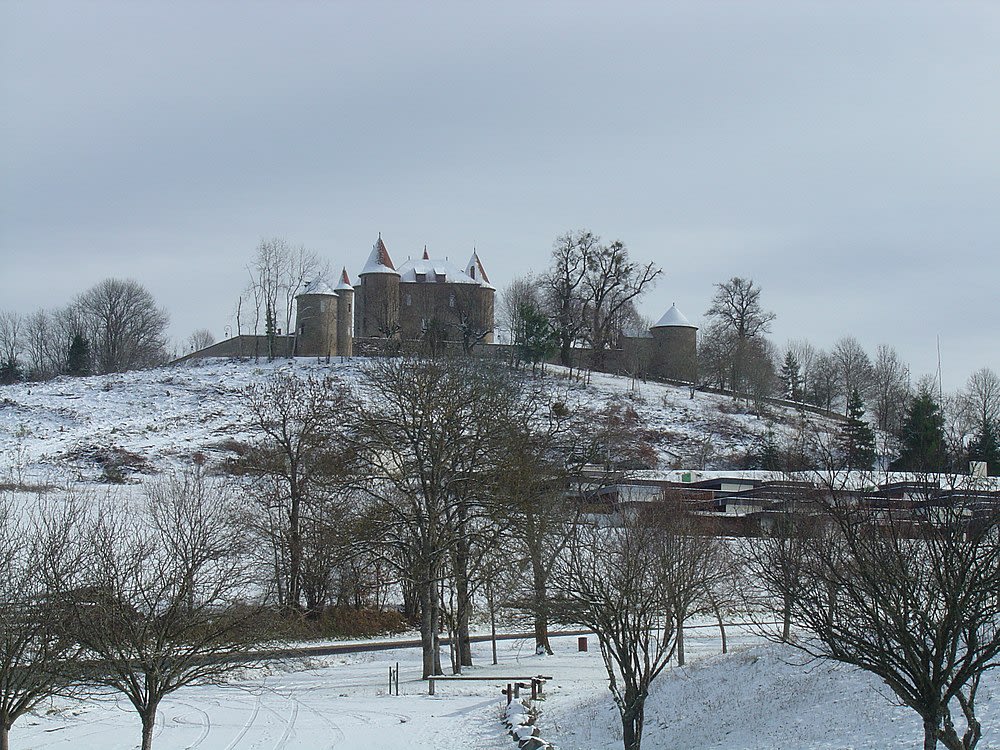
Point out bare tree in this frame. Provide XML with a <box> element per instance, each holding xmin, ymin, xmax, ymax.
<box><xmin>60</xmin><ymin>472</ymin><xmax>267</xmax><ymax>750</ymax></box>
<box><xmin>704</xmin><ymin>277</ymin><xmax>776</xmax><ymax>397</ymax></box>
<box><xmin>0</xmin><ymin>312</ymin><xmax>21</xmax><ymax>383</ymax></box>
<box><xmin>76</xmin><ymin>278</ymin><xmax>169</xmax><ymax>373</ymax></box>
<box><xmin>551</xmin><ymin>511</ymin><xmax>691</xmax><ymax>750</ymax></box>
<box><xmin>245</xmin><ymin>238</ymin><xmax>326</xmax><ymax>360</ymax></box>
<box><xmin>832</xmin><ymin>336</ymin><xmax>873</xmax><ymax>414</ymax></box>
<box><xmin>806</xmin><ymin>350</ymin><xmax>842</xmax><ymax>412</ymax></box>
<box><xmin>350</xmin><ymin>357</ymin><xmax>523</xmax><ymax>678</ymax></box>
<box><xmin>236</xmin><ymin>372</ymin><xmax>351</xmax><ymax>613</ymax></box>
<box><xmin>870</xmin><ymin>344</ymin><xmax>911</xmax><ymax>434</ymax></box>
<box><xmin>542</xmin><ymin>230</ymin><xmax>597</xmax><ymax>369</ymax></box>
<box><xmin>581</xmin><ymin>241</ymin><xmax>660</xmax><ymax>368</ymax></box>
<box><xmin>0</xmin><ymin>494</ymin><xmax>84</xmax><ymax>750</ymax></box>
<box><xmin>186</xmin><ymin>328</ymin><xmax>215</xmax><ymax>353</ymax></box>
<box><xmin>771</xmin><ymin>495</ymin><xmax>1000</xmax><ymax>750</ymax></box>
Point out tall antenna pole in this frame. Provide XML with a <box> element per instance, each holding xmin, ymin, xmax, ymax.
<box><xmin>936</xmin><ymin>335</ymin><xmax>943</xmax><ymax>400</ymax></box>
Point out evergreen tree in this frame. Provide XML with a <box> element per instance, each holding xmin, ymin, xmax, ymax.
<box><xmin>838</xmin><ymin>388</ymin><xmax>876</xmax><ymax>470</ymax></box>
<box><xmin>968</xmin><ymin>420</ymin><xmax>999</xmax><ymax>476</ymax></box>
<box><xmin>747</xmin><ymin>424</ymin><xmax>782</xmax><ymax>471</ymax></box>
<box><xmin>779</xmin><ymin>351</ymin><xmax>802</xmax><ymax>401</ymax></box>
<box><xmin>67</xmin><ymin>333</ymin><xmax>91</xmax><ymax>376</ymax></box>
<box><xmin>890</xmin><ymin>385</ymin><xmax>946</xmax><ymax>472</ymax></box>
<box><xmin>517</xmin><ymin>303</ymin><xmax>558</xmax><ymax>367</ymax></box>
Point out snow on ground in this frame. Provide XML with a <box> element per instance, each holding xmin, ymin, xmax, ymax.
<box><xmin>19</xmin><ymin>630</ymin><xmax>999</xmax><ymax>749</ymax></box>
<box><xmin>0</xmin><ymin>357</ymin><xmax>827</xmax><ymax>487</ymax></box>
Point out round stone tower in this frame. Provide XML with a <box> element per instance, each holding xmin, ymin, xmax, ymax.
<box><xmin>464</xmin><ymin>250</ymin><xmax>496</xmax><ymax>343</ymax></box>
<box><xmin>357</xmin><ymin>234</ymin><xmax>400</xmax><ymax>339</ymax></box>
<box><xmin>295</xmin><ymin>279</ymin><xmax>339</xmax><ymax>358</ymax></box>
<box><xmin>650</xmin><ymin>303</ymin><xmax>698</xmax><ymax>381</ymax></box>
<box><xmin>335</xmin><ymin>267</ymin><xmax>354</xmax><ymax>357</ymax></box>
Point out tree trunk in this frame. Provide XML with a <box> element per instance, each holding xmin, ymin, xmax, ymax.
<box><xmin>922</xmin><ymin>717</ymin><xmax>939</xmax><ymax>750</ymax></box>
<box><xmin>1</xmin><ymin>721</ymin><xmax>10</xmax><ymax>750</ymax></box>
<box><xmin>714</xmin><ymin>605</ymin><xmax>727</xmax><ymax>654</ymax></box>
<box><xmin>288</xmin><ymin>482</ymin><xmax>303</xmax><ymax>611</ymax></box>
<box><xmin>531</xmin><ymin>549</ymin><xmax>553</xmax><ymax>655</ymax></box>
<box><xmin>419</xmin><ymin>578</ymin><xmax>440</xmax><ymax>679</ymax></box>
<box><xmin>676</xmin><ymin>620</ymin><xmax>685</xmax><ymax>666</ymax></box>
<box><xmin>782</xmin><ymin>592</ymin><xmax>792</xmax><ymax>643</ymax></box>
<box><xmin>141</xmin><ymin>707</ymin><xmax>158</xmax><ymax>750</ymax></box>
<box><xmin>621</xmin><ymin>703</ymin><xmax>645</xmax><ymax>750</ymax></box>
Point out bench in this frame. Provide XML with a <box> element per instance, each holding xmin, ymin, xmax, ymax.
<box><xmin>427</xmin><ymin>674</ymin><xmax>552</xmax><ymax>702</ymax></box>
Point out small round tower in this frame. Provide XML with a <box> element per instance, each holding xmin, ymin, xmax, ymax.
<box><xmin>296</xmin><ymin>279</ymin><xmax>339</xmax><ymax>358</ymax></box>
<box><xmin>357</xmin><ymin>234</ymin><xmax>400</xmax><ymax>338</ymax></box>
<box><xmin>335</xmin><ymin>267</ymin><xmax>354</xmax><ymax>357</ymax></box>
<box><xmin>650</xmin><ymin>303</ymin><xmax>698</xmax><ymax>381</ymax></box>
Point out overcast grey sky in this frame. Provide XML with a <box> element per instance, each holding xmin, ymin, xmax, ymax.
<box><xmin>2</xmin><ymin>1</ymin><xmax>997</xmax><ymax>388</ymax></box>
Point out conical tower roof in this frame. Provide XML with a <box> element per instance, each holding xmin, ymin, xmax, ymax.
<box><xmin>336</xmin><ymin>267</ymin><xmax>353</xmax><ymax>291</ymax></box>
<box><xmin>464</xmin><ymin>250</ymin><xmax>494</xmax><ymax>290</ymax></box>
<box><xmin>361</xmin><ymin>234</ymin><xmax>398</xmax><ymax>275</ymax></box>
<box><xmin>652</xmin><ymin>303</ymin><xmax>697</xmax><ymax>329</ymax></box>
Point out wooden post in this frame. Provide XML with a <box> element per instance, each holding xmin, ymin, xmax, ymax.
<box><xmin>428</xmin><ymin>678</ymin><xmax>435</xmax><ymax>696</ymax></box>
<box><xmin>506</xmin><ymin>683</ymin><xmax>512</xmax><ymax>705</ymax></box>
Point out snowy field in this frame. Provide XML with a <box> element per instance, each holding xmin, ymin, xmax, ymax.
<box><xmin>17</xmin><ymin>629</ymin><xmax>999</xmax><ymax>750</ymax></box>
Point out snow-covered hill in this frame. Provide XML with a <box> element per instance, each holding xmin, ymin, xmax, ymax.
<box><xmin>0</xmin><ymin>356</ymin><xmax>835</xmax><ymax>487</ymax></box>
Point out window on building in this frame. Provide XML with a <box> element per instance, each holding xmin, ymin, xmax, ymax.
<box><xmin>405</xmin><ymin>293</ymin><xmax>412</xmax><ymax>306</ymax></box>
<box><xmin>449</xmin><ymin>294</ymin><xmax>456</xmax><ymax>308</ymax></box>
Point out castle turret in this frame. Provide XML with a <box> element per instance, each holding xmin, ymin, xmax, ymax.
<box><xmin>335</xmin><ymin>267</ymin><xmax>354</xmax><ymax>357</ymax></box>
<box><xmin>464</xmin><ymin>250</ymin><xmax>496</xmax><ymax>343</ymax></box>
<box><xmin>295</xmin><ymin>279</ymin><xmax>339</xmax><ymax>358</ymax></box>
<box><xmin>357</xmin><ymin>234</ymin><xmax>400</xmax><ymax>338</ymax></box>
<box><xmin>649</xmin><ymin>303</ymin><xmax>698</xmax><ymax>381</ymax></box>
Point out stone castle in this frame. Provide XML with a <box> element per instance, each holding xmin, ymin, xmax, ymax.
<box><xmin>184</xmin><ymin>234</ymin><xmax>698</xmax><ymax>381</ymax></box>
<box><xmin>295</xmin><ymin>234</ymin><xmax>496</xmax><ymax>358</ymax></box>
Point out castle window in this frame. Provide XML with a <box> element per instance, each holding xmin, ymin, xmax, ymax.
<box><xmin>449</xmin><ymin>294</ymin><xmax>456</xmax><ymax>308</ymax></box>
<box><xmin>435</xmin><ymin>272</ymin><xmax>446</xmax><ymax>283</ymax></box>
<box><xmin>320</xmin><ymin>300</ymin><xmax>326</xmax><ymax>313</ymax></box>
<box><xmin>416</xmin><ymin>272</ymin><xmax>426</xmax><ymax>283</ymax></box>
<box><xmin>405</xmin><ymin>293</ymin><xmax>412</xmax><ymax>306</ymax></box>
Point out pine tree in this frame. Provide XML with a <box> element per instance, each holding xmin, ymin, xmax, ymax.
<box><xmin>890</xmin><ymin>385</ymin><xmax>946</xmax><ymax>472</ymax></box>
<box><xmin>968</xmin><ymin>420</ymin><xmax>999</xmax><ymax>476</ymax></box>
<box><xmin>517</xmin><ymin>303</ymin><xmax>557</xmax><ymax>367</ymax></box>
<box><xmin>838</xmin><ymin>388</ymin><xmax>876</xmax><ymax>470</ymax></box>
<box><xmin>779</xmin><ymin>351</ymin><xmax>802</xmax><ymax>401</ymax></box>
<box><xmin>67</xmin><ymin>333</ymin><xmax>91</xmax><ymax>376</ymax></box>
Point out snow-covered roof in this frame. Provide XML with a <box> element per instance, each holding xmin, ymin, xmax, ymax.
<box><xmin>651</xmin><ymin>303</ymin><xmax>697</xmax><ymax>329</ymax></box>
<box><xmin>464</xmin><ymin>250</ymin><xmax>495</xmax><ymax>290</ymax></box>
<box><xmin>336</xmin><ymin>267</ymin><xmax>353</xmax><ymax>291</ymax></box>
<box><xmin>397</xmin><ymin>255</ymin><xmax>481</xmax><ymax>285</ymax></box>
<box><xmin>300</xmin><ymin>279</ymin><xmax>337</xmax><ymax>296</ymax></box>
<box><xmin>360</xmin><ymin>235</ymin><xmax>398</xmax><ymax>275</ymax></box>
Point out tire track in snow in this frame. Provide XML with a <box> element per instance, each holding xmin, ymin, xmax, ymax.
<box><xmin>284</xmin><ymin>689</ymin><xmax>346</xmax><ymax>748</ymax></box>
<box><xmin>174</xmin><ymin>701</ymin><xmax>212</xmax><ymax>749</ymax></box>
<box><xmin>221</xmin><ymin>693</ymin><xmax>262</xmax><ymax>750</ymax></box>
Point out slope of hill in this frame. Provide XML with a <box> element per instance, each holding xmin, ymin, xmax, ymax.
<box><xmin>0</xmin><ymin>357</ymin><xmax>837</xmax><ymax>487</ymax></box>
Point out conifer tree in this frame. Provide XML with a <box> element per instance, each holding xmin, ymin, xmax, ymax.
<box><xmin>66</xmin><ymin>333</ymin><xmax>90</xmax><ymax>376</ymax></box>
<box><xmin>779</xmin><ymin>351</ymin><xmax>802</xmax><ymax>401</ymax></box>
<box><xmin>890</xmin><ymin>384</ymin><xmax>946</xmax><ymax>472</ymax></box>
<box><xmin>838</xmin><ymin>388</ymin><xmax>876</xmax><ymax>470</ymax></box>
<box><xmin>968</xmin><ymin>421</ymin><xmax>999</xmax><ymax>476</ymax></box>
